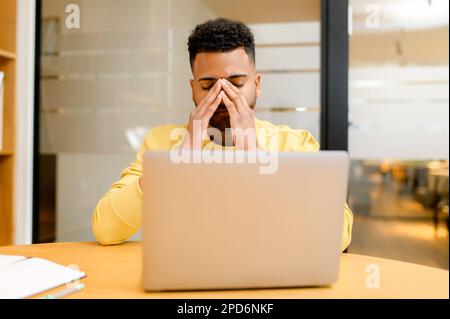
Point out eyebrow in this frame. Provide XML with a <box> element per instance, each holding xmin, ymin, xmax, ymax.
<box><xmin>198</xmin><ymin>74</ymin><xmax>248</xmax><ymax>82</ymax></box>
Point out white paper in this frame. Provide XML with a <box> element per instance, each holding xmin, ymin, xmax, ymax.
<box><xmin>0</xmin><ymin>255</ymin><xmax>26</xmax><ymax>267</ymax></box>
<box><xmin>0</xmin><ymin>257</ymin><xmax>86</xmax><ymax>299</ymax></box>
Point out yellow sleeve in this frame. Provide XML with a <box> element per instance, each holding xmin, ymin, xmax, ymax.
<box><xmin>91</xmin><ymin>142</ymin><xmax>146</xmax><ymax>245</ymax></box>
<box><xmin>91</xmin><ymin>124</ymin><xmax>184</xmax><ymax>245</ymax></box>
<box><xmin>341</xmin><ymin>202</ymin><xmax>354</xmax><ymax>252</ymax></box>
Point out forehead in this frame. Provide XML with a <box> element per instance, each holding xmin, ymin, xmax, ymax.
<box><xmin>192</xmin><ymin>48</ymin><xmax>253</xmax><ymax>78</ymax></box>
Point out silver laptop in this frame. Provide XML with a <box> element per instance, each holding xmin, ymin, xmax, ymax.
<box><xmin>142</xmin><ymin>150</ymin><xmax>349</xmax><ymax>291</ymax></box>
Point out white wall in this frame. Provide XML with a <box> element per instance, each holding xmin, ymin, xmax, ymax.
<box><xmin>41</xmin><ymin>0</ymin><xmax>216</xmax><ymax>155</ymax></box>
<box><xmin>41</xmin><ymin>0</ymin><xmax>216</xmax><ymax>241</ymax></box>
<box><xmin>14</xmin><ymin>0</ymin><xmax>36</xmax><ymax>245</ymax></box>
<box><xmin>250</xmin><ymin>22</ymin><xmax>321</xmax><ymax>140</ymax></box>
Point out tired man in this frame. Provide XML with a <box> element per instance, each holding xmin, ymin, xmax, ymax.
<box><xmin>92</xmin><ymin>18</ymin><xmax>353</xmax><ymax>251</ymax></box>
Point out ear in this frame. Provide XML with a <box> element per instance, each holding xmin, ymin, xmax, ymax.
<box><xmin>254</xmin><ymin>73</ymin><xmax>261</xmax><ymax>97</ymax></box>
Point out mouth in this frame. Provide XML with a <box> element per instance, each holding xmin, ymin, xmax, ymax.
<box><xmin>212</xmin><ymin>104</ymin><xmax>229</xmax><ymax>117</ymax></box>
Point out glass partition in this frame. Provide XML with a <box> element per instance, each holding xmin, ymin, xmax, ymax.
<box><xmin>37</xmin><ymin>0</ymin><xmax>322</xmax><ymax>242</ymax></box>
<box><xmin>348</xmin><ymin>0</ymin><xmax>449</xmax><ymax>268</ymax></box>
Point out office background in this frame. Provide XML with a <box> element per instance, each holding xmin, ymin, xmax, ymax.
<box><xmin>0</xmin><ymin>0</ymin><xmax>448</xmax><ymax>270</ymax></box>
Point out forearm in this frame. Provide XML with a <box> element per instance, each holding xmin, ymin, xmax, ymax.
<box><xmin>92</xmin><ymin>178</ymin><xmax>143</xmax><ymax>245</ymax></box>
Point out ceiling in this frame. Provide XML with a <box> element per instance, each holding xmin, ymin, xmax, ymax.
<box><xmin>350</xmin><ymin>0</ymin><xmax>449</xmax><ymax>66</ymax></box>
<box><xmin>350</xmin><ymin>0</ymin><xmax>449</xmax><ymax>33</ymax></box>
<box><xmin>203</xmin><ymin>0</ymin><xmax>449</xmax><ymax>30</ymax></box>
<box><xmin>202</xmin><ymin>0</ymin><xmax>320</xmax><ymax>24</ymax></box>
<box><xmin>202</xmin><ymin>0</ymin><xmax>448</xmax><ymax>66</ymax></box>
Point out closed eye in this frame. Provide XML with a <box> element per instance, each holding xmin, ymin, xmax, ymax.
<box><xmin>202</xmin><ymin>84</ymin><xmax>244</xmax><ymax>90</ymax></box>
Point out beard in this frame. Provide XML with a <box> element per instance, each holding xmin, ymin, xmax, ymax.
<box><xmin>209</xmin><ymin>97</ymin><xmax>257</xmax><ymax>130</ymax></box>
<box><xmin>208</xmin><ymin>104</ymin><xmax>230</xmax><ymax>132</ymax></box>
<box><xmin>194</xmin><ymin>95</ymin><xmax>257</xmax><ymax>146</ymax></box>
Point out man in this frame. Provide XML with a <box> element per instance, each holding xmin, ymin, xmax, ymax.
<box><xmin>92</xmin><ymin>18</ymin><xmax>353</xmax><ymax>251</ymax></box>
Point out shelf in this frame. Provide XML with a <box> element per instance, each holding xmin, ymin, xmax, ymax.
<box><xmin>0</xmin><ymin>48</ymin><xmax>16</xmax><ymax>60</ymax></box>
<box><xmin>0</xmin><ymin>0</ymin><xmax>17</xmax><ymax>246</ymax></box>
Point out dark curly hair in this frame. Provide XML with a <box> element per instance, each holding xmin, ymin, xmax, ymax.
<box><xmin>187</xmin><ymin>18</ymin><xmax>255</xmax><ymax>69</ymax></box>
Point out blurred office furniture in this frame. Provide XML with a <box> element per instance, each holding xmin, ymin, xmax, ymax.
<box><xmin>0</xmin><ymin>0</ymin><xmax>17</xmax><ymax>246</ymax></box>
<box><xmin>379</xmin><ymin>160</ymin><xmax>449</xmax><ymax>232</ymax></box>
<box><xmin>427</xmin><ymin>162</ymin><xmax>449</xmax><ymax>231</ymax></box>
<box><xmin>348</xmin><ymin>160</ymin><xmax>380</xmax><ymax>215</ymax></box>
<box><xmin>407</xmin><ymin>161</ymin><xmax>449</xmax><ymax>232</ymax></box>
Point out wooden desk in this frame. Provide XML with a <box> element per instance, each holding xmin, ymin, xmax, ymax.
<box><xmin>0</xmin><ymin>242</ymin><xmax>448</xmax><ymax>299</ymax></box>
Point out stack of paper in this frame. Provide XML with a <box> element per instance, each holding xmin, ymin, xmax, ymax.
<box><xmin>0</xmin><ymin>254</ymin><xmax>86</xmax><ymax>299</ymax></box>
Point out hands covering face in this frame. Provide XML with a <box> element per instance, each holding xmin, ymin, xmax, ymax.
<box><xmin>183</xmin><ymin>79</ymin><xmax>257</xmax><ymax>150</ymax></box>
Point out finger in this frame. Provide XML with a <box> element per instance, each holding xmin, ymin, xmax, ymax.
<box><xmin>202</xmin><ymin>90</ymin><xmax>223</xmax><ymax>121</ymax></box>
<box><xmin>196</xmin><ymin>82</ymin><xmax>221</xmax><ymax>116</ymax></box>
<box><xmin>196</xmin><ymin>80</ymin><xmax>222</xmax><ymax>115</ymax></box>
<box><xmin>226</xmin><ymin>80</ymin><xmax>252</xmax><ymax>114</ymax></box>
<box><xmin>221</xmin><ymin>90</ymin><xmax>238</xmax><ymax>118</ymax></box>
<box><xmin>223</xmin><ymin>79</ymin><xmax>252</xmax><ymax>113</ymax></box>
<box><xmin>221</xmin><ymin>79</ymin><xmax>245</xmax><ymax>113</ymax></box>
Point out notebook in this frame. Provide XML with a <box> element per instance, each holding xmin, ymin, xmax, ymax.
<box><xmin>0</xmin><ymin>254</ymin><xmax>86</xmax><ymax>299</ymax></box>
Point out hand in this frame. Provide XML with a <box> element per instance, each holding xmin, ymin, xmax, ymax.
<box><xmin>220</xmin><ymin>79</ymin><xmax>257</xmax><ymax>150</ymax></box>
<box><xmin>182</xmin><ymin>80</ymin><xmax>224</xmax><ymax>149</ymax></box>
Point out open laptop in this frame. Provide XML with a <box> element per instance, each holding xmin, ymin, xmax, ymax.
<box><xmin>142</xmin><ymin>150</ymin><xmax>349</xmax><ymax>291</ymax></box>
